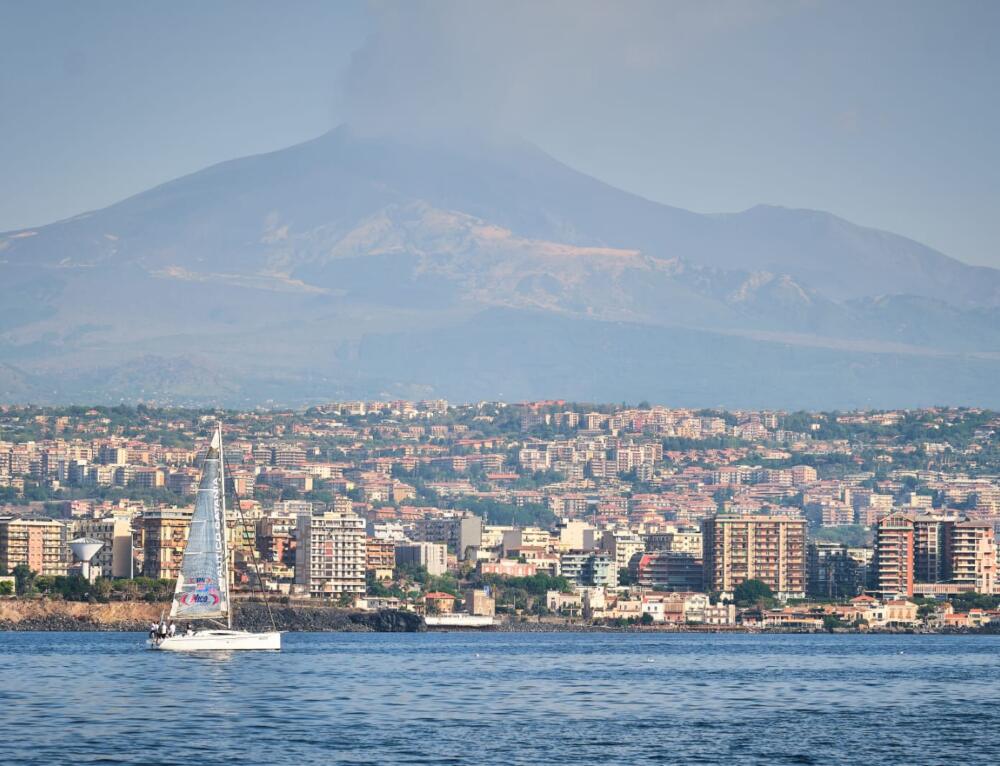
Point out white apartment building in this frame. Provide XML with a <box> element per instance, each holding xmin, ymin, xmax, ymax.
<box><xmin>295</xmin><ymin>511</ymin><xmax>366</xmax><ymax>598</ymax></box>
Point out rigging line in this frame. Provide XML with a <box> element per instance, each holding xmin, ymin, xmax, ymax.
<box><xmin>226</xmin><ymin>457</ymin><xmax>277</xmax><ymax>633</ymax></box>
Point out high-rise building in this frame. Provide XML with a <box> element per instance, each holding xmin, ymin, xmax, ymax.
<box><xmin>0</xmin><ymin>515</ymin><xmax>68</xmax><ymax>576</ymax></box>
<box><xmin>295</xmin><ymin>511</ymin><xmax>366</xmax><ymax>598</ymax></box>
<box><xmin>501</xmin><ymin>526</ymin><xmax>552</xmax><ymax>557</ymax></box>
<box><xmin>140</xmin><ymin>507</ymin><xmax>193</xmax><ymax>580</ymax></box>
<box><xmin>872</xmin><ymin>512</ymin><xmax>915</xmax><ymax>598</ymax></box>
<box><xmin>947</xmin><ymin>520</ymin><xmax>997</xmax><ymax>594</ymax></box>
<box><xmin>912</xmin><ymin>514</ymin><xmax>956</xmax><ymax>584</ymax></box>
<box><xmin>873</xmin><ymin>512</ymin><xmax>997</xmax><ymax>597</ymax></box>
<box><xmin>807</xmin><ymin>541</ymin><xmax>871</xmax><ymax>599</ymax></box>
<box><xmin>701</xmin><ymin>515</ymin><xmax>807</xmax><ymax>599</ymax></box>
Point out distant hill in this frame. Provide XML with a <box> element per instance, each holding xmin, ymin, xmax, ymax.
<box><xmin>2</xmin><ymin>125</ymin><xmax>998</xmax><ymax>407</ymax></box>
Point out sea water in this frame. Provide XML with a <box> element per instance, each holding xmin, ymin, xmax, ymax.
<box><xmin>1</xmin><ymin>631</ymin><xmax>998</xmax><ymax>765</ymax></box>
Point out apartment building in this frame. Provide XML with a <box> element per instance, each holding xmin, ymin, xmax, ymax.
<box><xmin>140</xmin><ymin>507</ymin><xmax>193</xmax><ymax>580</ymax></box>
<box><xmin>701</xmin><ymin>515</ymin><xmax>807</xmax><ymax>599</ymax></box>
<box><xmin>395</xmin><ymin>541</ymin><xmax>447</xmax><ymax>576</ymax></box>
<box><xmin>366</xmin><ymin>538</ymin><xmax>396</xmax><ymax>581</ymax></box>
<box><xmin>601</xmin><ymin>529</ymin><xmax>644</xmax><ymax>571</ymax></box>
<box><xmin>873</xmin><ymin>513</ymin><xmax>997</xmax><ymax>598</ymax></box>
<box><xmin>295</xmin><ymin>511</ymin><xmax>366</xmax><ymax>598</ymax></box>
<box><xmin>807</xmin><ymin>541</ymin><xmax>871</xmax><ymax>599</ymax></box>
<box><xmin>642</xmin><ymin>528</ymin><xmax>702</xmax><ymax>556</ymax></box>
<box><xmin>559</xmin><ymin>551</ymin><xmax>617</xmax><ymax>588</ymax></box>
<box><xmin>0</xmin><ymin>515</ymin><xmax>68</xmax><ymax>576</ymax></box>
<box><xmin>502</xmin><ymin>526</ymin><xmax>552</xmax><ymax>557</ymax></box>
<box><xmin>556</xmin><ymin>518</ymin><xmax>598</xmax><ymax>552</ymax></box>
<box><xmin>948</xmin><ymin>520</ymin><xmax>996</xmax><ymax>594</ymax></box>
<box><xmin>912</xmin><ymin>514</ymin><xmax>957</xmax><ymax>584</ymax></box>
<box><xmin>256</xmin><ymin>515</ymin><xmax>296</xmax><ymax>565</ymax></box>
<box><xmin>410</xmin><ymin>512</ymin><xmax>483</xmax><ymax>559</ymax></box>
<box><xmin>631</xmin><ymin>550</ymin><xmax>704</xmax><ymax>592</ymax></box>
<box><xmin>872</xmin><ymin>512</ymin><xmax>915</xmax><ymax>598</ymax></box>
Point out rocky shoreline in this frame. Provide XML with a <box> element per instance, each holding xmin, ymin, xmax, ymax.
<box><xmin>0</xmin><ymin>600</ymin><xmax>425</xmax><ymax>633</ymax></box>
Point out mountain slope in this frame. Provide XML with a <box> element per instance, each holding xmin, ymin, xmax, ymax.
<box><xmin>1</xmin><ymin>125</ymin><xmax>998</xmax><ymax>407</ymax></box>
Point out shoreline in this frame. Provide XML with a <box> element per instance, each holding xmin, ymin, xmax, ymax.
<box><xmin>1</xmin><ymin>610</ymin><xmax>994</xmax><ymax>636</ymax></box>
<box><xmin>0</xmin><ymin>600</ymin><xmax>424</xmax><ymax>633</ymax></box>
<box><xmin>2</xmin><ymin>600</ymin><xmax>996</xmax><ymax>636</ymax></box>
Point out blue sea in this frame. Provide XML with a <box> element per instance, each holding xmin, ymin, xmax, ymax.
<box><xmin>1</xmin><ymin>631</ymin><xmax>998</xmax><ymax>765</ymax></box>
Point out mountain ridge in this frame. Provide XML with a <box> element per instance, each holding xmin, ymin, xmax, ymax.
<box><xmin>1</xmin><ymin>125</ymin><xmax>998</xmax><ymax>407</ymax></box>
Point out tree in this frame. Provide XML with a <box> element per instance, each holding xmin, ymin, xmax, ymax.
<box><xmin>822</xmin><ymin>614</ymin><xmax>847</xmax><ymax>631</ymax></box>
<box><xmin>0</xmin><ymin>580</ymin><xmax>13</xmax><ymax>596</ymax></box>
<box><xmin>640</xmin><ymin>612</ymin><xmax>654</xmax><ymax>626</ymax></box>
<box><xmin>733</xmin><ymin>579</ymin><xmax>775</xmax><ymax>607</ymax></box>
<box><xmin>13</xmin><ymin>564</ymin><xmax>36</xmax><ymax>597</ymax></box>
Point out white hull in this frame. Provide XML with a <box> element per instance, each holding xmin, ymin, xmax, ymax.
<box><xmin>149</xmin><ymin>630</ymin><xmax>281</xmax><ymax>651</ymax></box>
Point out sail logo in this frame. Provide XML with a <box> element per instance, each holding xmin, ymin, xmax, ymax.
<box><xmin>180</xmin><ymin>577</ymin><xmax>221</xmax><ymax>606</ymax></box>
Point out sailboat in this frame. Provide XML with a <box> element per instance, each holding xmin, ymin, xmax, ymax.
<box><xmin>150</xmin><ymin>425</ymin><xmax>281</xmax><ymax>651</ymax></box>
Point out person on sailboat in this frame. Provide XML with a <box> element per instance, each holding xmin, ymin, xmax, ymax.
<box><xmin>168</xmin><ymin>620</ymin><xmax>176</xmax><ymax>638</ymax></box>
<box><xmin>149</xmin><ymin>621</ymin><xmax>159</xmax><ymax>640</ymax></box>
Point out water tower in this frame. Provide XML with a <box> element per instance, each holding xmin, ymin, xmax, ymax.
<box><xmin>69</xmin><ymin>537</ymin><xmax>104</xmax><ymax>583</ymax></box>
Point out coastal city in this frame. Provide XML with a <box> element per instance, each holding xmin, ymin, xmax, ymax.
<box><xmin>1</xmin><ymin>400</ymin><xmax>998</xmax><ymax>632</ymax></box>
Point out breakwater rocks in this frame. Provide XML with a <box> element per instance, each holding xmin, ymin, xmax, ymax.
<box><xmin>234</xmin><ymin>603</ymin><xmax>425</xmax><ymax>633</ymax></box>
<box><xmin>0</xmin><ymin>599</ymin><xmax>425</xmax><ymax>633</ymax></box>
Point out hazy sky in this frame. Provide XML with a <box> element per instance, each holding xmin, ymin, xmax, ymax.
<box><xmin>1</xmin><ymin>0</ymin><xmax>998</xmax><ymax>267</ymax></box>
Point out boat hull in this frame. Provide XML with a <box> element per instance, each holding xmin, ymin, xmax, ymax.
<box><xmin>149</xmin><ymin>630</ymin><xmax>281</xmax><ymax>651</ymax></box>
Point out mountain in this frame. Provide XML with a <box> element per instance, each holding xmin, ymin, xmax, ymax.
<box><xmin>1</xmin><ymin>125</ymin><xmax>999</xmax><ymax>408</ymax></box>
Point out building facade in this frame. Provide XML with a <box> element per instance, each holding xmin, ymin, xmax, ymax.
<box><xmin>807</xmin><ymin>541</ymin><xmax>871</xmax><ymax>599</ymax></box>
<box><xmin>872</xmin><ymin>512</ymin><xmax>996</xmax><ymax>598</ymax></box>
<box><xmin>140</xmin><ymin>507</ymin><xmax>193</xmax><ymax>580</ymax></box>
<box><xmin>701</xmin><ymin>515</ymin><xmax>807</xmax><ymax>599</ymax></box>
<box><xmin>631</xmin><ymin>550</ymin><xmax>704</xmax><ymax>592</ymax></box>
<box><xmin>295</xmin><ymin>511</ymin><xmax>366</xmax><ymax>598</ymax></box>
<box><xmin>559</xmin><ymin>551</ymin><xmax>617</xmax><ymax>588</ymax></box>
<box><xmin>0</xmin><ymin>515</ymin><xmax>68</xmax><ymax>576</ymax></box>
<box><xmin>70</xmin><ymin>516</ymin><xmax>133</xmax><ymax>578</ymax></box>
<box><xmin>395</xmin><ymin>541</ymin><xmax>448</xmax><ymax>576</ymax></box>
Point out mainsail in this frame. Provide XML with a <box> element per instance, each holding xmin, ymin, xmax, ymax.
<box><xmin>170</xmin><ymin>428</ymin><xmax>230</xmax><ymax>622</ymax></box>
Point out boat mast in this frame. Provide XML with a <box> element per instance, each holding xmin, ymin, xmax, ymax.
<box><xmin>231</xmin><ymin>475</ymin><xmax>278</xmax><ymax>633</ymax></box>
<box><xmin>218</xmin><ymin>422</ymin><xmax>233</xmax><ymax>630</ymax></box>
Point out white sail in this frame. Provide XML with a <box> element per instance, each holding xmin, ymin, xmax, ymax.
<box><xmin>169</xmin><ymin>428</ymin><xmax>230</xmax><ymax>621</ymax></box>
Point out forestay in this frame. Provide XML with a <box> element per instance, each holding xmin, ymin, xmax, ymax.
<box><xmin>169</xmin><ymin>433</ymin><xmax>230</xmax><ymax>621</ymax></box>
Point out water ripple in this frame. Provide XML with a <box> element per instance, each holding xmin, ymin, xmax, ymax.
<box><xmin>2</xmin><ymin>632</ymin><xmax>999</xmax><ymax>765</ymax></box>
